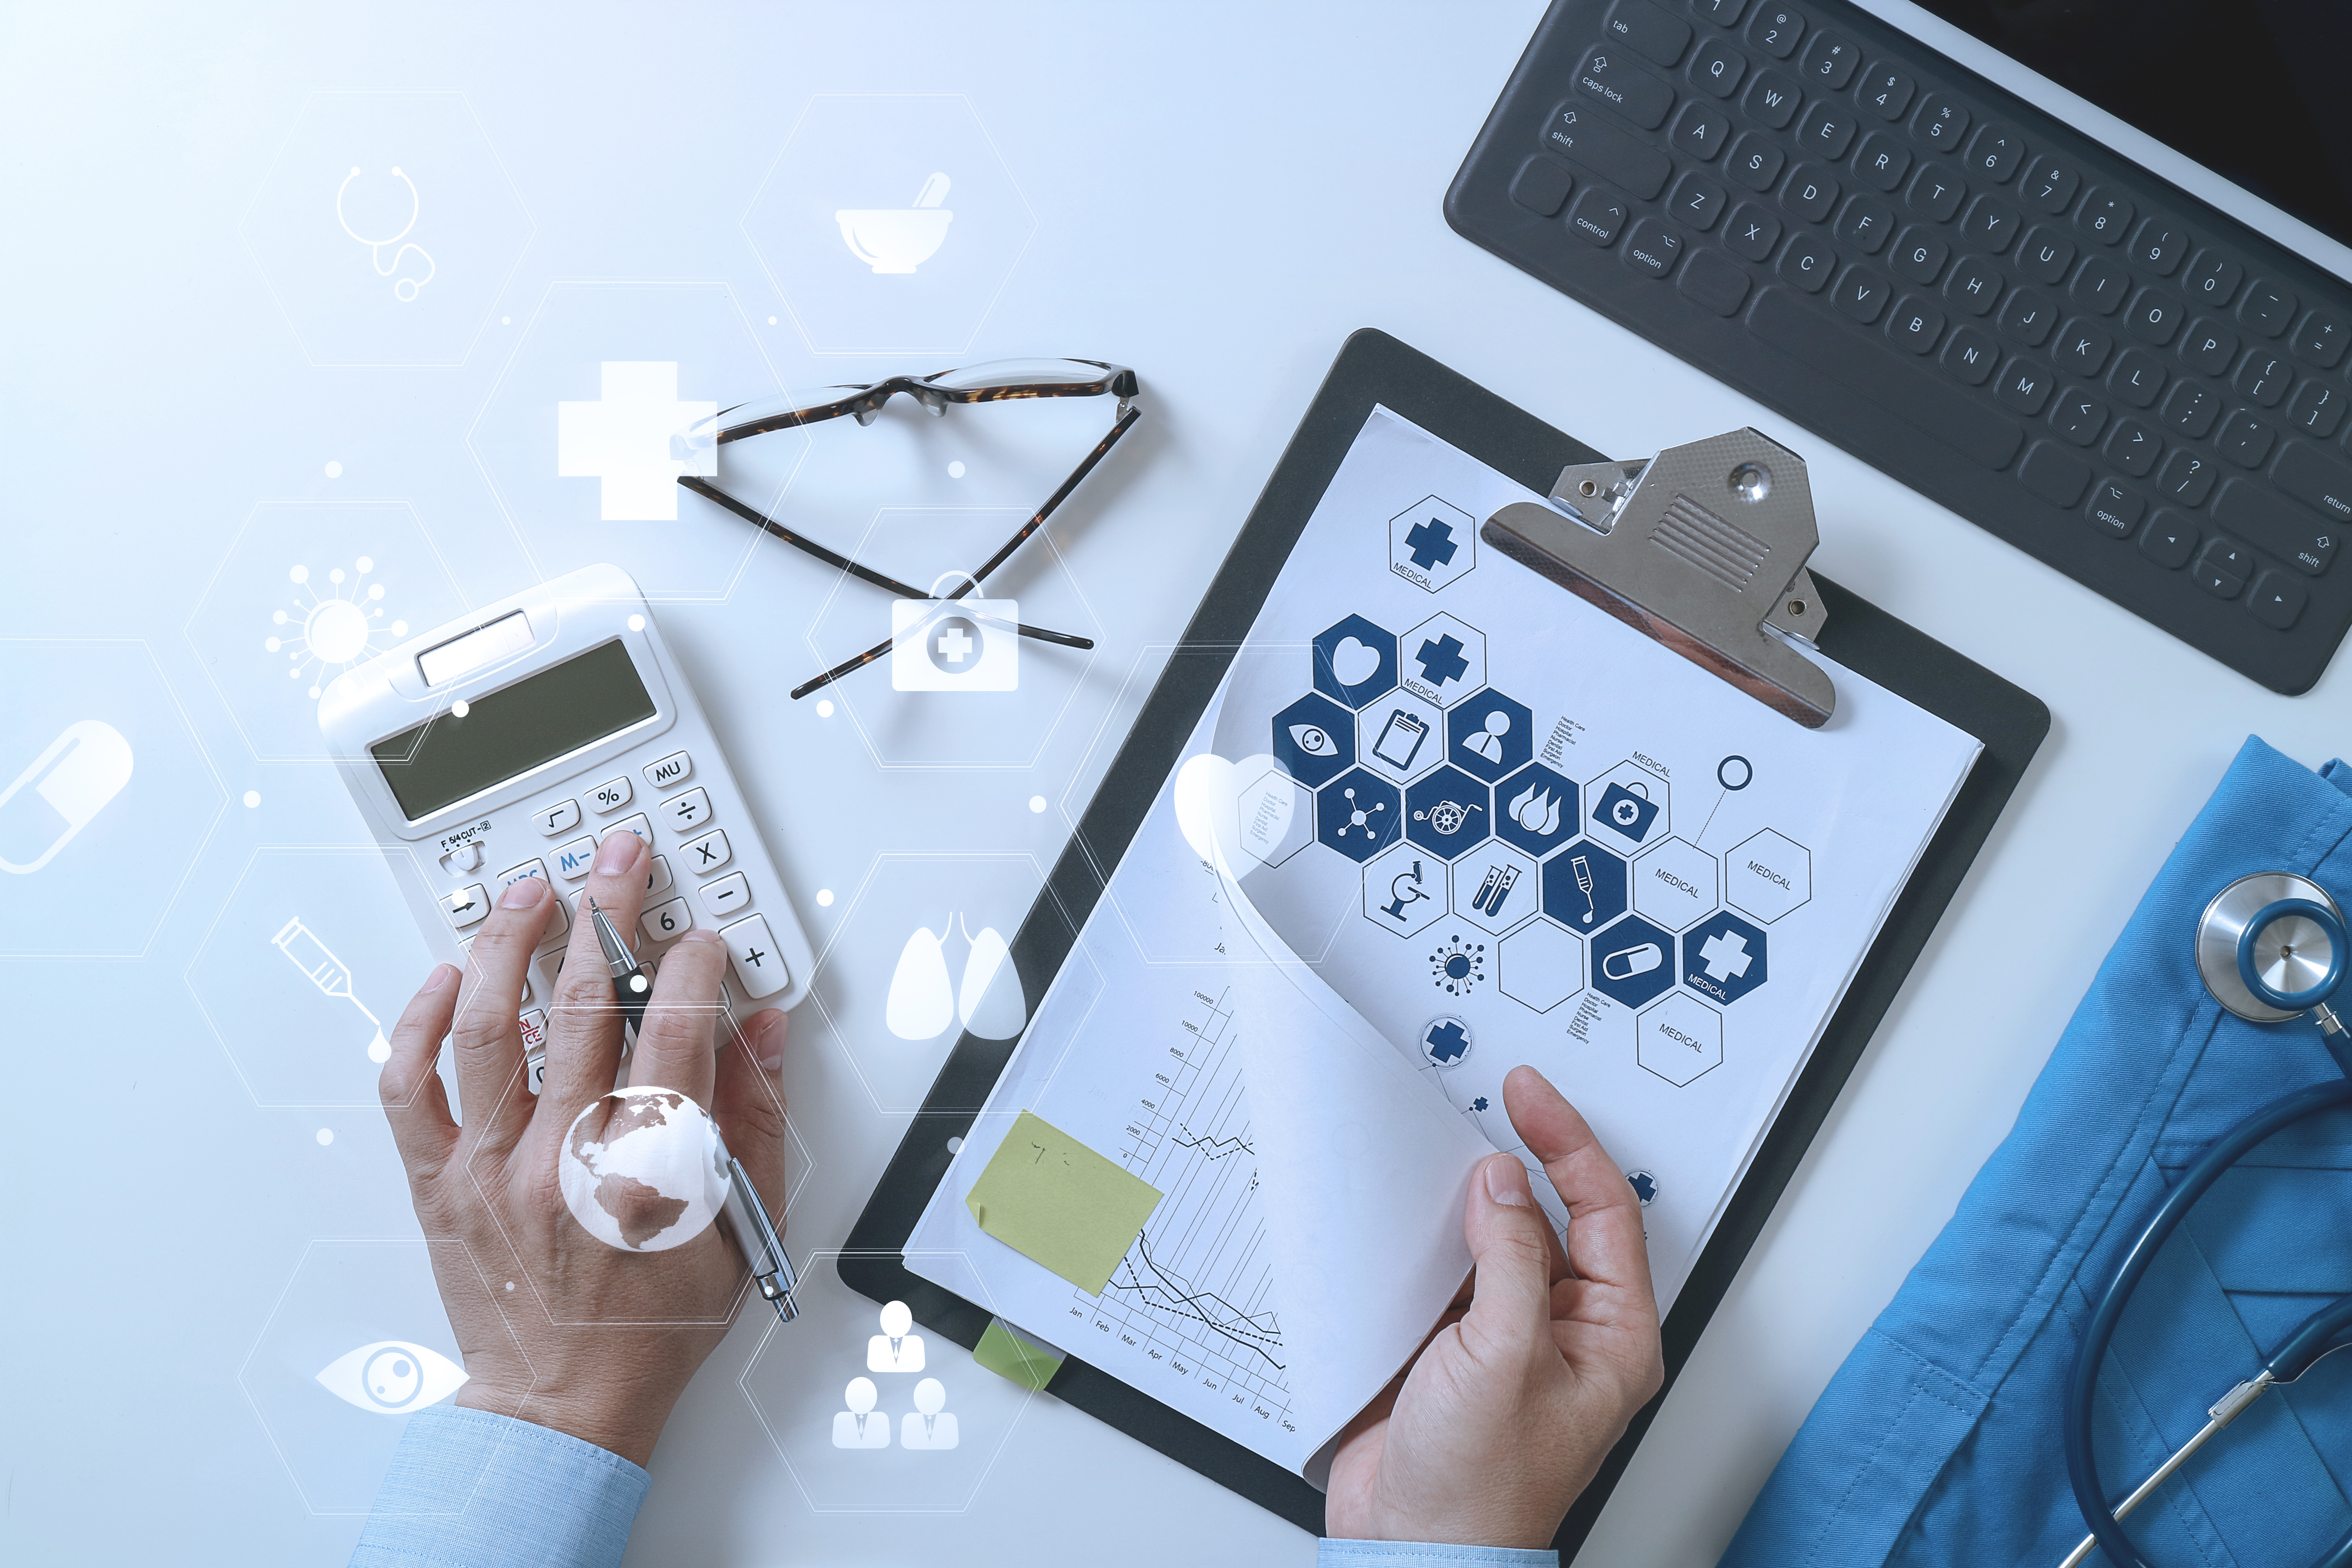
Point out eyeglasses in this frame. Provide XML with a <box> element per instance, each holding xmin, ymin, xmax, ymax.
<box><xmin>678</xmin><ymin>358</ymin><xmax>1141</xmax><ymax>699</ymax></box>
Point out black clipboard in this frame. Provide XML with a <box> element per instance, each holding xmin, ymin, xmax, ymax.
<box><xmin>842</xmin><ymin>328</ymin><xmax>2050</xmax><ymax>1552</ymax></box>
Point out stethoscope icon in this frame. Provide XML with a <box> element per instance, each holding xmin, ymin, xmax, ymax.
<box><xmin>335</xmin><ymin>165</ymin><xmax>435</xmax><ymax>302</ymax></box>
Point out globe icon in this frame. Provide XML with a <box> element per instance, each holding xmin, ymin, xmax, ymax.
<box><xmin>558</xmin><ymin>1086</ymin><xmax>728</xmax><ymax>1252</ymax></box>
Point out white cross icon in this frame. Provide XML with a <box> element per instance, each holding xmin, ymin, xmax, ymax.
<box><xmin>936</xmin><ymin>624</ymin><xmax>974</xmax><ymax>664</ymax></box>
<box><xmin>1699</xmin><ymin>929</ymin><xmax>1753</xmax><ymax>982</ymax></box>
<box><xmin>556</xmin><ymin>361</ymin><xmax>718</xmax><ymax>521</ymax></box>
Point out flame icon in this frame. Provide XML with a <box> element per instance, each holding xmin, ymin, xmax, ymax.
<box><xmin>1507</xmin><ymin>782</ymin><xmax>1561</xmax><ymax>836</ymax></box>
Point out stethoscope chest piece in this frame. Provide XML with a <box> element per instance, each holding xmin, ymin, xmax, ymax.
<box><xmin>2197</xmin><ymin>872</ymin><xmax>2345</xmax><ymax>1024</ymax></box>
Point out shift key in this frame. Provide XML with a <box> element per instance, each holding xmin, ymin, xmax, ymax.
<box><xmin>1538</xmin><ymin>102</ymin><xmax>1672</xmax><ymax>200</ymax></box>
<box><xmin>2213</xmin><ymin>477</ymin><xmax>2338</xmax><ymax>575</ymax></box>
<box><xmin>2272</xmin><ymin>441</ymin><xmax>2352</xmax><ymax>525</ymax></box>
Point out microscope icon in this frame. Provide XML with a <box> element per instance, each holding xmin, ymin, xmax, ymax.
<box><xmin>1380</xmin><ymin>858</ymin><xmax>1432</xmax><ymax>922</ymax></box>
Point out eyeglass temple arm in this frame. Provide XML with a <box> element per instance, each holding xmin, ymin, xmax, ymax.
<box><xmin>788</xmin><ymin>400</ymin><xmax>1143</xmax><ymax>701</ymax></box>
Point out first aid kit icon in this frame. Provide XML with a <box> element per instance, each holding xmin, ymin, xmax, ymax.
<box><xmin>891</xmin><ymin>573</ymin><xmax>1019</xmax><ymax>692</ymax></box>
<box><xmin>0</xmin><ymin>720</ymin><xmax>134</xmax><ymax>875</ymax></box>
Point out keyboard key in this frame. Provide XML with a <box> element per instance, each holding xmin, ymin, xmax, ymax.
<box><xmin>2129</xmin><ymin>218</ymin><xmax>2189</xmax><ymax>276</ymax></box>
<box><xmin>1539</xmin><ymin>103</ymin><xmax>1673</xmax><ymax>198</ymax></box>
<box><xmin>1833</xmin><ymin>265</ymin><xmax>1891</xmax><ymax>322</ymax></box>
<box><xmin>2051</xmin><ymin>386</ymin><xmax>2105</xmax><ymax>442</ymax></box>
<box><xmin>719</xmin><ymin>914</ymin><xmax>792</xmax><ymax>1000</ymax></box>
<box><xmin>2159</xmin><ymin>448</ymin><xmax>2215</xmax><ymax>506</ymax></box>
<box><xmin>553</xmin><ymin>835</ymin><xmax>598</xmax><ymax>880</ymax></box>
<box><xmin>1796</xmin><ymin>101</ymin><xmax>1855</xmax><ymax>160</ymax></box>
<box><xmin>1799</xmin><ymin>29</ymin><xmax>1857</xmax><ymax>87</ymax></box>
<box><xmin>441</xmin><ymin>884</ymin><xmax>490</xmax><ymax>930</ymax></box>
<box><xmin>1913</xmin><ymin>91</ymin><xmax>1968</xmax><ymax>151</ymax></box>
<box><xmin>2138</xmin><ymin>511</ymin><xmax>2198</xmax><ymax>569</ymax></box>
<box><xmin>535</xmin><ymin>798</ymin><xmax>581</xmax><ymax>836</ymax></box>
<box><xmin>2056</xmin><ymin>319</ymin><xmax>2112</xmax><ymax>376</ymax></box>
<box><xmin>2019</xmin><ymin>156</ymin><xmax>2081</xmax><ymax>215</ymax></box>
<box><xmin>1605</xmin><ymin>0</ymin><xmax>1692</xmax><ymax>65</ymax></box>
<box><xmin>2215</xmin><ymin>478</ymin><xmax>2338</xmax><ymax>573</ymax></box>
<box><xmin>2239</xmin><ymin>280</ymin><xmax>2297</xmax><ymax>338</ymax></box>
<box><xmin>1778</xmin><ymin>233</ymin><xmax>1835</xmax><ymax>291</ymax></box>
<box><xmin>2123</xmin><ymin>289</ymin><xmax>2183</xmax><ymax>345</ymax></box>
<box><xmin>2071</xmin><ymin>256</ymin><xmax>2128</xmax><ymax>315</ymax></box>
<box><xmin>1749</xmin><ymin>287</ymin><xmax>2023</xmax><ymax>466</ymax></box>
<box><xmin>663</xmin><ymin>786</ymin><xmax>713</xmax><ymax>833</ymax></box>
<box><xmin>1726</xmin><ymin>131</ymin><xmax>1786</xmax><ymax>190</ymax></box>
<box><xmin>2291</xmin><ymin>379</ymin><xmax>2346</xmax><ymax>438</ymax></box>
<box><xmin>1783</xmin><ymin>164</ymin><xmax>1839</xmax><ymax>223</ymax></box>
<box><xmin>2293</xmin><ymin>308</ymin><xmax>2349</xmax><ymax>368</ymax></box>
<box><xmin>1834</xmin><ymin>193</ymin><xmax>1893</xmax><ymax>252</ymax></box>
<box><xmin>2105</xmin><ymin>418</ymin><xmax>2161</xmax><ymax>476</ymax></box>
<box><xmin>1742</xmin><ymin>68</ymin><xmax>1803</xmax><ymax>128</ymax></box>
<box><xmin>1671</xmin><ymin>170</ymin><xmax>1727</xmax><ymax>229</ymax></box>
<box><xmin>1851</xmin><ymin>130</ymin><xmax>1910</xmax><ymax>191</ymax></box>
<box><xmin>1887</xmin><ymin>296</ymin><xmax>1944</xmax><ymax>352</ymax></box>
<box><xmin>2216</xmin><ymin>410</ymin><xmax>2277</xmax><ymax>468</ymax></box>
<box><xmin>2077</xmin><ymin>189</ymin><xmax>2132</xmax><ymax>245</ymax></box>
<box><xmin>1746</xmin><ymin>5</ymin><xmax>1804</xmax><ymax>57</ymax></box>
<box><xmin>2161</xmin><ymin>382</ymin><xmax>2220</xmax><ymax>440</ymax></box>
<box><xmin>2088</xmin><ymin>479</ymin><xmax>2145</xmax><ymax>536</ymax></box>
<box><xmin>1943</xmin><ymin>255</ymin><xmax>2002</xmax><ymax>316</ymax></box>
<box><xmin>1567</xmin><ymin>185</ymin><xmax>1630</xmax><ymax>245</ymax></box>
<box><xmin>2018</xmin><ymin>441</ymin><xmax>2090</xmax><ymax>505</ymax></box>
<box><xmin>1997</xmin><ymin>288</ymin><xmax>2057</xmax><ymax>347</ymax></box>
<box><xmin>2108</xmin><ymin>348</ymin><xmax>2165</xmax><ymax>408</ymax></box>
<box><xmin>643</xmin><ymin>750</ymin><xmax>693</xmax><ymax>790</ymax></box>
<box><xmin>1855</xmin><ymin>62</ymin><xmax>1915</xmax><ymax>120</ymax></box>
<box><xmin>2249</xmin><ymin>570</ymin><xmax>2308</xmax><ymax>629</ymax></box>
<box><xmin>1622</xmin><ymin>216</ymin><xmax>1686</xmax><ymax>276</ymax></box>
<box><xmin>698</xmin><ymin>870</ymin><xmax>755</xmax><ymax>920</ymax></box>
<box><xmin>1892</xmin><ymin>225</ymin><xmax>1947</xmax><ymax>283</ymax></box>
<box><xmin>2192</xmin><ymin>557</ymin><xmax>2245</xmax><ymax>601</ymax></box>
<box><xmin>2202</xmin><ymin>540</ymin><xmax>2257</xmax><ymax>583</ymax></box>
<box><xmin>1677</xmin><ymin>246</ymin><xmax>1752</xmax><ymax>314</ymax></box>
<box><xmin>1509</xmin><ymin>158</ymin><xmax>1574</xmax><ymax>216</ymax></box>
<box><xmin>1580</xmin><ymin>49</ymin><xmax>1675</xmax><ymax>130</ymax></box>
<box><xmin>1694</xmin><ymin>0</ymin><xmax>1748</xmax><ymax>20</ymax></box>
<box><xmin>2234</xmin><ymin>352</ymin><xmax>2291</xmax><ymax>407</ymax></box>
<box><xmin>1671</xmin><ymin>100</ymin><xmax>1732</xmax><ymax>159</ymax></box>
<box><xmin>641</xmin><ymin>895</ymin><xmax>693</xmax><ymax>944</ymax></box>
<box><xmin>2179</xmin><ymin>318</ymin><xmax>2238</xmax><ymax>377</ymax></box>
<box><xmin>1907</xmin><ymin>164</ymin><xmax>1966</xmax><ymax>222</ymax></box>
<box><xmin>2273</xmin><ymin>442</ymin><xmax>2352</xmax><ymax>524</ymax></box>
<box><xmin>1725</xmin><ymin>203</ymin><xmax>1781</xmax><ymax>259</ymax></box>
<box><xmin>1941</xmin><ymin>325</ymin><xmax>1999</xmax><ymax>385</ymax></box>
<box><xmin>2016</xmin><ymin>226</ymin><xmax>2075</xmax><ymax>285</ymax></box>
<box><xmin>1960</xmin><ymin>196</ymin><xmax>2021</xmax><ymax>254</ymax></box>
<box><xmin>1965</xmin><ymin>123</ymin><xmax>2025</xmax><ymax>182</ymax></box>
<box><xmin>1689</xmin><ymin>37</ymin><xmax>1748</xmax><ymax>96</ymax></box>
<box><xmin>682</xmin><ymin>828</ymin><xmax>733</xmax><ymax>875</ymax></box>
<box><xmin>1997</xmin><ymin>360</ymin><xmax>2054</xmax><ymax>416</ymax></box>
<box><xmin>586</xmin><ymin>775</ymin><xmax>633</xmax><ymax>814</ymax></box>
<box><xmin>2183</xmin><ymin>250</ymin><xmax>2244</xmax><ymax>308</ymax></box>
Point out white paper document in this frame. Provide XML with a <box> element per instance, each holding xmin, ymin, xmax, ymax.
<box><xmin>908</xmin><ymin>407</ymin><xmax>1982</xmax><ymax>1478</ymax></box>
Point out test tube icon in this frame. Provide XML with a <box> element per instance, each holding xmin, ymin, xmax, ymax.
<box><xmin>272</xmin><ymin>916</ymin><xmax>390</xmax><ymax>1063</ymax></box>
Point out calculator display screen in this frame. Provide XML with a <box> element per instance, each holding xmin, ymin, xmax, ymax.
<box><xmin>370</xmin><ymin>639</ymin><xmax>658</xmax><ymax>820</ymax></box>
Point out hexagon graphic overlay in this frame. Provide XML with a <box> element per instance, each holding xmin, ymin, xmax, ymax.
<box><xmin>1388</xmin><ymin>495</ymin><xmax>1477</xmax><ymax>592</ymax></box>
<box><xmin>1637</xmin><ymin>992</ymin><xmax>1724</xmax><ymax>1086</ymax></box>
<box><xmin>1727</xmin><ymin>828</ymin><xmax>1813</xmax><ymax>922</ymax></box>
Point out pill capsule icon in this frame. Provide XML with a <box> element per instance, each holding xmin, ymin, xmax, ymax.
<box><xmin>0</xmin><ymin>720</ymin><xmax>134</xmax><ymax>875</ymax></box>
<box><xmin>1601</xmin><ymin>941</ymin><xmax>1663</xmax><ymax>981</ymax></box>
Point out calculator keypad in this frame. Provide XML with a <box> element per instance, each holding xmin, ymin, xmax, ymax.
<box><xmin>587</xmin><ymin>775</ymin><xmax>633</xmax><ymax>813</ymax></box>
<box><xmin>720</xmin><ymin>915</ymin><xmax>789</xmax><ymax>999</ymax></box>
<box><xmin>554</xmin><ymin>835</ymin><xmax>598</xmax><ymax>879</ymax></box>
<box><xmin>643</xmin><ymin>896</ymin><xmax>694</xmax><ymax>943</ymax></box>
<box><xmin>701</xmin><ymin>871</ymin><xmax>752</xmax><ymax>918</ymax></box>
<box><xmin>644</xmin><ymin>750</ymin><xmax>693</xmax><ymax>789</ymax></box>
<box><xmin>497</xmin><ymin>858</ymin><xmax>551</xmax><ymax>893</ymax></box>
<box><xmin>665</xmin><ymin>788</ymin><xmax>712</xmax><ymax>833</ymax></box>
<box><xmin>535</xmin><ymin>799</ymin><xmax>581</xmax><ymax>835</ymax></box>
<box><xmin>682</xmin><ymin>828</ymin><xmax>731</xmax><ymax>875</ymax></box>
<box><xmin>442</xmin><ymin>885</ymin><xmax>489</xmax><ymax>928</ymax></box>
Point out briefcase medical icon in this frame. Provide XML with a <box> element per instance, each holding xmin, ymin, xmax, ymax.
<box><xmin>1593</xmin><ymin>780</ymin><xmax>1660</xmax><ymax>843</ymax></box>
<box><xmin>891</xmin><ymin>573</ymin><xmax>1019</xmax><ymax>693</ymax></box>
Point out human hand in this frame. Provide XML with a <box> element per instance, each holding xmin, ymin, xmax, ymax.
<box><xmin>377</xmin><ymin>828</ymin><xmax>793</xmax><ymax>1467</ymax></box>
<box><xmin>1325</xmin><ymin>1065</ymin><xmax>1663</xmax><ymax>1550</ymax></box>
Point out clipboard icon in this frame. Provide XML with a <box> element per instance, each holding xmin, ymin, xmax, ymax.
<box><xmin>1369</xmin><ymin>708</ymin><xmax>1430</xmax><ymax>771</ymax></box>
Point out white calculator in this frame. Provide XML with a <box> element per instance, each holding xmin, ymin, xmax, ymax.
<box><xmin>320</xmin><ymin>563</ymin><xmax>815</xmax><ymax>1085</ymax></box>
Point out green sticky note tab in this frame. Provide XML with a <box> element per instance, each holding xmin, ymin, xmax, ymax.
<box><xmin>973</xmin><ymin>1318</ymin><xmax>1064</xmax><ymax>1392</ymax></box>
<box><xmin>965</xmin><ymin>1110</ymin><xmax>1163</xmax><ymax>1295</ymax></box>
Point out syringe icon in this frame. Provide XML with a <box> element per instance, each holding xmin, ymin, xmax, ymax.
<box><xmin>272</xmin><ymin>916</ymin><xmax>390</xmax><ymax>1063</ymax></box>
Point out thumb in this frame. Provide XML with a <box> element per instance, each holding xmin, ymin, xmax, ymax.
<box><xmin>1457</xmin><ymin>1154</ymin><xmax>1560</xmax><ymax>1354</ymax></box>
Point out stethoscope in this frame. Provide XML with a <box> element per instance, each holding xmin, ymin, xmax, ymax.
<box><xmin>335</xmin><ymin>166</ymin><xmax>434</xmax><ymax>302</ymax></box>
<box><xmin>2061</xmin><ymin>872</ymin><xmax>2352</xmax><ymax>1568</ymax></box>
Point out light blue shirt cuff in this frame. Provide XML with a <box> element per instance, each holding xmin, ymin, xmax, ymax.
<box><xmin>1319</xmin><ymin>1540</ymin><xmax>1561</xmax><ymax>1567</ymax></box>
<box><xmin>350</xmin><ymin>1405</ymin><xmax>649</xmax><ymax>1568</ymax></box>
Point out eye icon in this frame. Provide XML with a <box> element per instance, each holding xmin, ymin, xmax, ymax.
<box><xmin>314</xmin><ymin>1340</ymin><xmax>468</xmax><ymax>1414</ymax></box>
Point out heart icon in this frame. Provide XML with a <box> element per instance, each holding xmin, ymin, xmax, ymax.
<box><xmin>1330</xmin><ymin>636</ymin><xmax>1381</xmax><ymax>688</ymax></box>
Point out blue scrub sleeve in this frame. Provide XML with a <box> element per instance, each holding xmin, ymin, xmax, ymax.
<box><xmin>349</xmin><ymin>1405</ymin><xmax>648</xmax><ymax>1568</ymax></box>
<box><xmin>1319</xmin><ymin>1541</ymin><xmax>1559</xmax><ymax>1566</ymax></box>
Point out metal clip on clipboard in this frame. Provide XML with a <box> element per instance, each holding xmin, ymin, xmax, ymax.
<box><xmin>1481</xmin><ymin>428</ymin><xmax>1836</xmax><ymax>728</ymax></box>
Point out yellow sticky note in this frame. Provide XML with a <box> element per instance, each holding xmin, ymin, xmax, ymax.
<box><xmin>973</xmin><ymin>1319</ymin><xmax>1064</xmax><ymax>1392</ymax></box>
<box><xmin>965</xmin><ymin>1111</ymin><xmax>1163</xmax><ymax>1295</ymax></box>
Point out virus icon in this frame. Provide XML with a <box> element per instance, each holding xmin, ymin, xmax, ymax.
<box><xmin>1428</xmin><ymin>933</ymin><xmax>1487</xmax><ymax>995</ymax></box>
<box><xmin>1333</xmin><ymin>786</ymin><xmax>1390</xmax><ymax>842</ymax></box>
<box><xmin>265</xmin><ymin>558</ymin><xmax>407</xmax><ymax>701</ymax></box>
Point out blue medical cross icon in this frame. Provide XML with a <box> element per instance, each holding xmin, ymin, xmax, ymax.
<box><xmin>1425</xmin><ymin>1020</ymin><xmax>1471</xmax><ymax>1063</ymax></box>
<box><xmin>1404</xmin><ymin>516</ymin><xmax>1459</xmax><ymax>571</ymax></box>
<box><xmin>1414</xmin><ymin>633</ymin><xmax>1470</xmax><ymax>687</ymax></box>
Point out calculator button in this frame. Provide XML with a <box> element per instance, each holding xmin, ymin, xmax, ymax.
<box><xmin>539</xmin><ymin>894</ymin><xmax>572</xmax><ymax>944</ymax></box>
<box><xmin>644</xmin><ymin>751</ymin><xmax>694</xmax><ymax>790</ymax></box>
<box><xmin>720</xmin><ymin>914</ymin><xmax>792</xmax><ymax>999</ymax></box>
<box><xmin>682</xmin><ymin>829</ymin><xmax>732</xmax><ymax>875</ymax></box>
<box><xmin>646</xmin><ymin>854</ymin><xmax>675</xmax><ymax>897</ymax></box>
<box><xmin>553</xmin><ymin>836</ymin><xmax>599</xmax><ymax>879</ymax></box>
<box><xmin>587</xmin><ymin>776</ymin><xmax>634</xmax><ymax>814</ymax></box>
<box><xmin>521</xmin><ymin>1011</ymin><xmax>550</xmax><ymax>1094</ymax></box>
<box><xmin>665</xmin><ymin>788</ymin><xmax>713</xmax><ymax>833</ymax></box>
<box><xmin>535</xmin><ymin>799</ymin><xmax>581</xmax><ymax>836</ymax></box>
<box><xmin>497</xmin><ymin>859</ymin><xmax>551</xmax><ymax>894</ymax></box>
<box><xmin>642</xmin><ymin>896</ymin><xmax>694</xmax><ymax>944</ymax></box>
<box><xmin>442</xmin><ymin>884</ymin><xmax>490</xmax><ymax>929</ymax></box>
<box><xmin>608</xmin><ymin>814</ymin><xmax>653</xmax><ymax>849</ymax></box>
<box><xmin>700</xmin><ymin>871</ymin><xmax>753</xmax><ymax>919</ymax></box>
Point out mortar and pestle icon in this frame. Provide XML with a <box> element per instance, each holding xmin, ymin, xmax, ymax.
<box><xmin>836</xmin><ymin>172</ymin><xmax>955</xmax><ymax>274</ymax></box>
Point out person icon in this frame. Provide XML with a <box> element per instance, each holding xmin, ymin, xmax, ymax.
<box><xmin>900</xmin><ymin>1377</ymin><xmax>960</xmax><ymax>1450</ymax></box>
<box><xmin>831</xmin><ymin>1377</ymin><xmax>891</xmax><ymax>1448</ymax></box>
<box><xmin>867</xmin><ymin>1300</ymin><xmax>927</xmax><ymax>1372</ymax></box>
<box><xmin>1467</xmin><ymin>708</ymin><xmax>1512</xmax><ymax>765</ymax></box>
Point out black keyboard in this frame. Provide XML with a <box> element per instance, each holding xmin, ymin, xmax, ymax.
<box><xmin>1446</xmin><ymin>0</ymin><xmax>2350</xmax><ymax>694</ymax></box>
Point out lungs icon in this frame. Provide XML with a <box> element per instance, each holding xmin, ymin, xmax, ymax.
<box><xmin>887</xmin><ymin>914</ymin><xmax>1026</xmax><ymax>1042</ymax></box>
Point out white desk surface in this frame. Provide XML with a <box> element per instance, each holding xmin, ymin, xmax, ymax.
<box><xmin>5</xmin><ymin>3</ymin><xmax>2345</xmax><ymax>1564</ymax></box>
